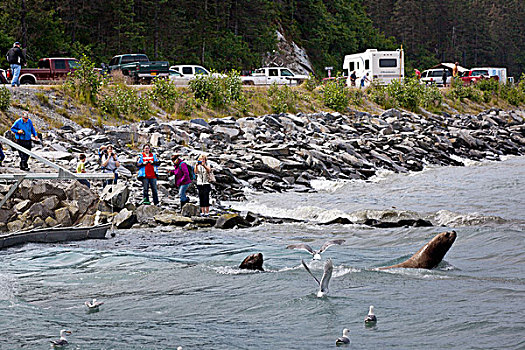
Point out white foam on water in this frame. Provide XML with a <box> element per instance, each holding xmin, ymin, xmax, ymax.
<box><xmin>0</xmin><ymin>273</ymin><xmax>17</xmax><ymax>302</ymax></box>
<box><xmin>432</xmin><ymin>209</ymin><xmax>506</xmax><ymax>227</ymax></box>
<box><xmin>310</xmin><ymin>178</ymin><xmax>350</xmax><ymax>193</ymax></box>
<box><xmin>213</xmin><ymin>266</ymin><xmax>261</xmax><ymax>275</ymax></box>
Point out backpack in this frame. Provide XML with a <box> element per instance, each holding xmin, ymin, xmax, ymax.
<box><xmin>180</xmin><ymin>161</ymin><xmax>196</xmax><ymax>181</ymax></box>
<box><xmin>6</xmin><ymin>48</ymin><xmax>18</xmax><ymax>64</ymax></box>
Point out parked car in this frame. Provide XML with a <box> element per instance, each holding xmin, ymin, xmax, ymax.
<box><xmin>5</xmin><ymin>57</ymin><xmax>79</xmax><ymax>84</ymax></box>
<box><xmin>460</xmin><ymin>67</ymin><xmax>507</xmax><ymax>85</ymax></box>
<box><xmin>421</xmin><ymin>68</ymin><xmax>452</xmax><ymax>86</ymax></box>
<box><xmin>168</xmin><ymin>69</ymin><xmax>187</xmax><ymax>86</ymax></box>
<box><xmin>169</xmin><ymin>65</ymin><xmax>224</xmax><ymax>80</ymax></box>
<box><xmin>105</xmin><ymin>54</ymin><xmax>169</xmax><ymax>83</ymax></box>
<box><xmin>241</xmin><ymin>67</ymin><xmax>309</xmax><ymax>85</ymax></box>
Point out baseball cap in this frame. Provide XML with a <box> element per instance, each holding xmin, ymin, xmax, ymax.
<box><xmin>14</xmin><ymin>42</ymin><xmax>20</xmax><ymax>46</ymax></box>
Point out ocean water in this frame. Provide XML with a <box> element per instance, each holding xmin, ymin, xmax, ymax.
<box><xmin>0</xmin><ymin>157</ymin><xmax>524</xmax><ymax>349</ymax></box>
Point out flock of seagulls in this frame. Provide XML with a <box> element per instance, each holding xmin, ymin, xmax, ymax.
<box><xmin>289</xmin><ymin>238</ymin><xmax>378</xmax><ymax>346</ymax></box>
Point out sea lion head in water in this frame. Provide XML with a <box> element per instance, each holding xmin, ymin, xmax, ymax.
<box><xmin>380</xmin><ymin>230</ymin><xmax>456</xmax><ymax>270</ymax></box>
<box><xmin>239</xmin><ymin>253</ymin><xmax>264</xmax><ymax>271</ymax></box>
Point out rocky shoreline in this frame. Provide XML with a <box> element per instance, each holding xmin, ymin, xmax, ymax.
<box><xmin>0</xmin><ymin>107</ymin><xmax>524</xmax><ymax>233</ymax></box>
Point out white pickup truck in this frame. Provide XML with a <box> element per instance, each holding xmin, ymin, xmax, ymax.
<box><xmin>241</xmin><ymin>67</ymin><xmax>309</xmax><ymax>85</ymax></box>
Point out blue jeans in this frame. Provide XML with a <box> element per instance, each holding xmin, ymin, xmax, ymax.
<box><xmin>179</xmin><ymin>183</ymin><xmax>190</xmax><ymax>203</ymax></box>
<box><xmin>11</xmin><ymin>64</ymin><xmax>21</xmax><ymax>86</ymax></box>
<box><xmin>0</xmin><ymin>148</ymin><xmax>4</xmax><ymax>163</ymax></box>
<box><xmin>142</xmin><ymin>177</ymin><xmax>159</xmax><ymax>205</ymax></box>
<box><xmin>103</xmin><ymin>171</ymin><xmax>118</xmax><ymax>187</ymax></box>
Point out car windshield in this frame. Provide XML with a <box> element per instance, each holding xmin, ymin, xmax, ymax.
<box><xmin>195</xmin><ymin>67</ymin><xmax>209</xmax><ymax>75</ymax></box>
<box><xmin>169</xmin><ymin>70</ymin><xmax>182</xmax><ymax>76</ymax></box>
<box><xmin>68</xmin><ymin>60</ymin><xmax>80</xmax><ymax>69</ymax></box>
<box><xmin>281</xmin><ymin>69</ymin><xmax>294</xmax><ymax>76</ymax></box>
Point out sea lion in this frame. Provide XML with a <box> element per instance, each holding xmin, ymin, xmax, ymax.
<box><xmin>379</xmin><ymin>230</ymin><xmax>456</xmax><ymax>269</ymax></box>
<box><xmin>239</xmin><ymin>253</ymin><xmax>264</xmax><ymax>271</ymax></box>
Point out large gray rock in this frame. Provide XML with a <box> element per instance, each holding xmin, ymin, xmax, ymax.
<box><xmin>28</xmin><ymin>203</ymin><xmax>53</xmax><ymax>220</ymax></box>
<box><xmin>7</xmin><ymin>220</ymin><xmax>25</xmax><ymax>232</ymax></box>
<box><xmin>215</xmin><ymin>214</ymin><xmax>250</xmax><ymax>229</ymax></box>
<box><xmin>66</xmin><ymin>181</ymin><xmax>99</xmax><ymax>215</ymax></box>
<box><xmin>154</xmin><ymin>211</ymin><xmax>193</xmax><ymax>226</ymax></box>
<box><xmin>0</xmin><ymin>208</ymin><xmax>15</xmax><ymax>222</ymax></box>
<box><xmin>181</xmin><ymin>203</ymin><xmax>199</xmax><ymax>217</ymax></box>
<box><xmin>114</xmin><ymin>208</ymin><xmax>136</xmax><ymax>229</ymax></box>
<box><xmin>55</xmin><ymin>207</ymin><xmax>72</xmax><ymax>227</ymax></box>
<box><xmin>41</xmin><ymin>196</ymin><xmax>60</xmax><ymax>212</ymax></box>
<box><xmin>29</xmin><ymin>182</ymin><xmax>66</xmax><ymax>202</ymax></box>
<box><xmin>45</xmin><ymin>216</ymin><xmax>58</xmax><ymax>227</ymax></box>
<box><xmin>14</xmin><ymin>200</ymin><xmax>32</xmax><ymax>212</ymax></box>
<box><xmin>135</xmin><ymin>205</ymin><xmax>162</xmax><ymax>224</ymax></box>
<box><xmin>100</xmin><ymin>183</ymin><xmax>130</xmax><ymax>210</ymax></box>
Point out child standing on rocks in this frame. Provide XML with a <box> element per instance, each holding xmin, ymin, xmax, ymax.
<box><xmin>136</xmin><ymin>144</ymin><xmax>160</xmax><ymax>205</ymax></box>
<box><xmin>76</xmin><ymin>153</ymin><xmax>90</xmax><ymax>188</ymax></box>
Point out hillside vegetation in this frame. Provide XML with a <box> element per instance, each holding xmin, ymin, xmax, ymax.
<box><xmin>0</xmin><ymin>1</ymin><xmax>524</xmax><ymax>77</ymax></box>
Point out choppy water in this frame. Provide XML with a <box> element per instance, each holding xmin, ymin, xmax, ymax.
<box><xmin>1</xmin><ymin>157</ymin><xmax>524</xmax><ymax>349</ymax></box>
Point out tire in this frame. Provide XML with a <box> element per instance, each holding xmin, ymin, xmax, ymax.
<box><xmin>20</xmin><ymin>76</ymin><xmax>35</xmax><ymax>85</ymax></box>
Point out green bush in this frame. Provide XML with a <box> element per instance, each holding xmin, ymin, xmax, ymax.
<box><xmin>321</xmin><ymin>79</ymin><xmax>349</xmax><ymax>111</ymax></box>
<box><xmin>447</xmin><ymin>78</ymin><xmax>483</xmax><ymax>103</ymax></box>
<box><xmin>367</xmin><ymin>78</ymin><xmax>441</xmax><ymax>111</ymax></box>
<box><xmin>268</xmin><ymin>83</ymin><xmax>298</xmax><ymax>114</ymax></box>
<box><xmin>302</xmin><ymin>73</ymin><xmax>319</xmax><ymax>92</ymax></box>
<box><xmin>63</xmin><ymin>54</ymin><xmax>104</xmax><ymax>104</ymax></box>
<box><xmin>189</xmin><ymin>70</ymin><xmax>244</xmax><ymax>109</ymax></box>
<box><xmin>99</xmin><ymin>83</ymin><xmax>152</xmax><ymax>120</ymax></box>
<box><xmin>149</xmin><ymin>77</ymin><xmax>181</xmax><ymax>113</ymax></box>
<box><xmin>0</xmin><ymin>86</ymin><xmax>11</xmax><ymax>111</ymax></box>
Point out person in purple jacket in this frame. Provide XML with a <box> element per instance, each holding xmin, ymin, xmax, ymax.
<box><xmin>171</xmin><ymin>153</ymin><xmax>192</xmax><ymax>209</ymax></box>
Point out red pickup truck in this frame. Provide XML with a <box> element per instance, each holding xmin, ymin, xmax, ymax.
<box><xmin>6</xmin><ymin>57</ymin><xmax>79</xmax><ymax>84</ymax></box>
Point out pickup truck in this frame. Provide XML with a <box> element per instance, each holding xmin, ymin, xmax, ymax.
<box><xmin>169</xmin><ymin>65</ymin><xmax>225</xmax><ymax>81</ymax></box>
<box><xmin>241</xmin><ymin>67</ymin><xmax>309</xmax><ymax>85</ymax></box>
<box><xmin>6</xmin><ymin>57</ymin><xmax>79</xmax><ymax>84</ymax></box>
<box><xmin>105</xmin><ymin>54</ymin><xmax>169</xmax><ymax>83</ymax></box>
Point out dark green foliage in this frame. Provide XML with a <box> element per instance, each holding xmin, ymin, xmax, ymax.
<box><xmin>63</xmin><ymin>55</ymin><xmax>103</xmax><ymax>104</ymax></box>
<box><xmin>149</xmin><ymin>78</ymin><xmax>181</xmax><ymax>114</ymax></box>
<box><xmin>189</xmin><ymin>70</ymin><xmax>244</xmax><ymax>109</ymax></box>
<box><xmin>0</xmin><ymin>86</ymin><xmax>10</xmax><ymax>111</ymax></box>
<box><xmin>268</xmin><ymin>83</ymin><xmax>297</xmax><ymax>114</ymax></box>
<box><xmin>321</xmin><ymin>79</ymin><xmax>349</xmax><ymax>112</ymax></box>
<box><xmin>99</xmin><ymin>84</ymin><xmax>152</xmax><ymax>120</ymax></box>
<box><xmin>368</xmin><ymin>78</ymin><xmax>442</xmax><ymax>111</ymax></box>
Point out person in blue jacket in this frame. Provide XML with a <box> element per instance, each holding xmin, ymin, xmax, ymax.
<box><xmin>136</xmin><ymin>144</ymin><xmax>161</xmax><ymax>205</ymax></box>
<box><xmin>10</xmin><ymin>112</ymin><xmax>39</xmax><ymax>170</ymax></box>
<box><xmin>0</xmin><ymin>145</ymin><xmax>5</xmax><ymax>166</ymax></box>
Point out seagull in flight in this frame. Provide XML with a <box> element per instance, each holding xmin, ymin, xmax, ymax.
<box><xmin>335</xmin><ymin>328</ymin><xmax>350</xmax><ymax>346</ymax></box>
<box><xmin>50</xmin><ymin>329</ymin><xmax>71</xmax><ymax>348</ymax></box>
<box><xmin>287</xmin><ymin>239</ymin><xmax>345</xmax><ymax>260</ymax></box>
<box><xmin>301</xmin><ymin>258</ymin><xmax>333</xmax><ymax>297</ymax></box>
<box><xmin>85</xmin><ymin>298</ymin><xmax>104</xmax><ymax>311</ymax></box>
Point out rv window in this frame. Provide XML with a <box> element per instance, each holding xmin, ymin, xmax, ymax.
<box><xmin>350</xmin><ymin>62</ymin><xmax>355</xmax><ymax>72</ymax></box>
<box><xmin>379</xmin><ymin>59</ymin><xmax>397</xmax><ymax>68</ymax></box>
<box><xmin>365</xmin><ymin>60</ymin><xmax>370</xmax><ymax>70</ymax></box>
<box><xmin>357</xmin><ymin>62</ymin><xmax>360</xmax><ymax>69</ymax></box>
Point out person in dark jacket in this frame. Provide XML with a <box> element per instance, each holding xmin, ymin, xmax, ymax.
<box><xmin>0</xmin><ymin>145</ymin><xmax>5</xmax><ymax>166</ymax></box>
<box><xmin>136</xmin><ymin>144</ymin><xmax>160</xmax><ymax>205</ymax></box>
<box><xmin>442</xmin><ymin>69</ymin><xmax>448</xmax><ymax>87</ymax></box>
<box><xmin>10</xmin><ymin>112</ymin><xmax>39</xmax><ymax>170</ymax></box>
<box><xmin>6</xmin><ymin>42</ymin><xmax>26</xmax><ymax>87</ymax></box>
<box><xmin>171</xmin><ymin>154</ymin><xmax>192</xmax><ymax>209</ymax></box>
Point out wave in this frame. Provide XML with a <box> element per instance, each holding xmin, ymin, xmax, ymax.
<box><xmin>431</xmin><ymin>210</ymin><xmax>507</xmax><ymax>227</ymax></box>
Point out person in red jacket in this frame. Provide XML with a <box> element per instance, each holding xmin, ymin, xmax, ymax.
<box><xmin>171</xmin><ymin>153</ymin><xmax>192</xmax><ymax>209</ymax></box>
<box><xmin>136</xmin><ymin>144</ymin><xmax>161</xmax><ymax>205</ymax></box>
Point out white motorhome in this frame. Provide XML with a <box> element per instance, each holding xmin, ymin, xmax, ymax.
<box><xmin>343</xmin><ymin>49</ymin><xmax>404</xmax><ymax>87</ymax></box>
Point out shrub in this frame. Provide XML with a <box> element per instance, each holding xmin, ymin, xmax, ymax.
<box><xmin>189</xmin><ymin>70</ymin><xmax>244</xmax><ymax>109</ymax></box>
<box><xmin>447</xmin><ymin>79</ymin><xmax>483</xmax><ymax>103</ymax></box>
<box><xmin>0</xmin><ymin>86</ymin><xmax>10</xmax><ymax>111</ymax></box>
<box><xmin>302</xmin><ymin>73</ymin><xmax>319</xmax><ymax>92</ymax></box>
<box><xmin>98</xmin><ymin>83</ymin><xmax>152</xmax><ymax>120</ymax></box>
<box><xmin>149</xmin><ymin>77</ymin><xmax>181</xmax><ymax>113</ymax></box>
<box><xmin>268</xmin><ymin>83</ymin><xmax>298</xmax><ymax>114</ymax></box>
<box><xmin>321</xmin><ymin>79</ymin><xmax>349</xmax><ymax>111</ymax></box>
<box><xmin>63</xmin><ymin>54</ymin><xmax>104</xmax><ymax>104</ymax></box>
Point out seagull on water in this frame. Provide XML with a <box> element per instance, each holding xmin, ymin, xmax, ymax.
<box><xmin>287</xmin><ymin>239</ymin><xmax>345</xmax><ymax>260</ymax></box>
<box><xmin>364</xmin><ymin>305</ymin><xmax>377</xmax><ymax>325</ymax></box>
<box><xmin>50</xmin><ymin>329</ymin><xmax>71</xmax><ymax>348</ymax></box>
<box><xmin>85</xmin><ymin>298</ymin><xmax>104</xmax><ymax>311</ymax></box>
<box><xmin>301</xmin><ymin>258</ymin><xmax>333</xmax><ymax>297</ymax></box>
<box><xmin>335</xmin><ymin>328</ymin><xmax>350</xmax><ymax>346</ymax></box>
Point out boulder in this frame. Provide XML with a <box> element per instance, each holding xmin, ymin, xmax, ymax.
<box><xmin>135</xmin><ymin>205</ymin><xmax>162</xmax><ymax>224</ymax></box>
<box><xmin>78</xmin><ymin>214</ymin><xmax>95</xmax><ymax>226</ymax></box>
<box><xmin>181</xmin><ymin>203</ymin><xmax>200</xmax><ymax>217</ymax></box>
<box><xmin>29</xmin><ymin>182</ymin><xmax>66</xmax><ymax>202</ymax></box>
<box><xmin>114</xmin><ymin>208</ymin><xmax>137</xmax><ymax>229</ymax></box>
<box><xmin>261</xmin><ymin>156</ymin><xmax>283</xmax><ymax>172</ymax></box>
<box><xmin>214</xmin><ymin>213</ymin><xmax>250</xmax><ymax>229</ymax></box>
<box><xmin>7</xmin><ymin>220</ymin><xmax>25</xmax><ymax>232</ymax></box>
<box><xmin>14</xmin><ymin>200</ymin><xmax>32</xmax><ymax>212</ymax></box>
<box><xmin>45</xmin><ymin>216</ymin><xmax>59</xmax><ymax>227</ymax></box>
<box><xmin>55</xmin><ymin>207</ymin><xmax>72</xmax><ymax>227</ymax></box>
<box><xmin>154</xmin><ymin>211</ymin><xmax>193</xmax><ymax>226</ymax></box>
<box><xmin>41</xmin><ymin>196</ymin><xmax>60</xmax><ymax>212</ymax></box>
<box><xmin>0</xmin><ymin>208</ymin><xmax>15</xmax><ymax>222</ymax></box>
<box><xmin>32</xmin><ymin>217</ymin><xmax>45</xmax><ymax>228</ymax></box>
<box><xmin>66</xmin><ymin>181</ymin><xmax>99</xmax><ymax>215</ymax></box>
<box><xmin>100</xmin><ymin>183</ymin><xmax>130</xmax><ymax>210</ymax></box>
<box><xmin>28</xmin><ymin>203</ymin><xmax>53</xmax><ymax>220</ymax></box>
<box><xmin>239</xmin><ymin>253</ymin><xmax>264</xmax><ymax>271</ymax></box>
